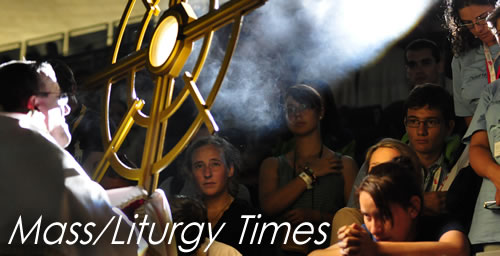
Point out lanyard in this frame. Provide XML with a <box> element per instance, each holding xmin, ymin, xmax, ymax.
<box><xmin>437</xmin><ymin>171</ymin><xmax>449</xmax><ymax>192</ymax></box>
<box><xmin>428</xmin><ymin>166</ymin><xmax>442</xmax><ymax>192</ymax></box>
<box><xmin>484</xmin><ymin>43</ymin><xmax>500</xmax><ymax>83</ymax></box>
<box><xmin>426</xmin><ymin>165</ymin><xmax>450</xmax><ymax>192</ymax></box>
<box><xmin>426</xmin><ymin>164</ymin><xmax>453</xmax><ymax>192</ymax></box>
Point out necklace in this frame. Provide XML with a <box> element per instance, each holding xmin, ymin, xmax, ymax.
<box><xmin>293</xmin><ymin>144</ymin><xmax>323</xmax><ymax>210</ymax></box>
<box><xmin>293</xmin><ymin>144</ymin><xmax>324</xmax><ymax>173</ymax></box>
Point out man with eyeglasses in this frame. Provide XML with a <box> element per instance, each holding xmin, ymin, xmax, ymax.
<box><xmin>47</xmin><ymin>59</ymin><xmax>110</xmax><ymax>176</ymax></box>
<box><xmin>0</xmin><ymin>60</ymin><xmax>148</xmax><ymax>254</ymax></box>
<box><xmin>0</xmin><ymin>60</ymin><xmax>71</xmax><ymax>148</ymax></box>
<box><xmin>32</xmin><ymin>61</ymin><xmax>72</xmax><ymax>148</ymax></box>
<box><xmin>404</xmin><ymin>84</ymin><xmax>455</xmax><ymax>192</ymax></box>
<box><xmin>403</xmin><ymin>84</ymin><xmax>459</xmax><ymax>214</ymax></box>
<box><xmin>328</xmin><ymin>84</ymin><xmax>477</xmax><ymax>246</ymax></box>
<box><xmin>401</xmin><ymin>84</ymin><xmax>487</xmax><ymax>247</ymax></box>
<box><xmin>377</xmin><ymin>39</ymin><xmax>455</xmax><ymax>142</ymax></box>
<box><xmin>350</xmin><ymin>84</ymin><xmax>462</xmax><ymax>204</ymax></box>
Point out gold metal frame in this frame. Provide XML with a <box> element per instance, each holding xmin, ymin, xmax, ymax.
<box><xmin>84</xmin><ymin>0</ymin><xmax>266</xmax><ymax>193</ymax></box>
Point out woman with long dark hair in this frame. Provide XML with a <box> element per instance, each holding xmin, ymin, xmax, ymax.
<box><xmin>445</xmin><ymin>0</ymin><xmax>497</xmax><ymax>126</ymax></box>
<box><xmin>446</xmin><ymin>1</ymin><xmax>500</xmax><ymax>253</ymax></box>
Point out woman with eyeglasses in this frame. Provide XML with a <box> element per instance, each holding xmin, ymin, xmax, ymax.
<box><xmin>459</xmin><ymin>5</ymin><xmax>500</xmax><ymax>255</ymax></box>
<box><xmin>445</xmin><ymin>0</ymin><xmax>497</xmax><ymax>127</ymax></box>
<box><xmin>446</xmin><ymin>1</ymin><xmax>500</xmax><ymax>254</ymax></box>
<box><xmin>259</xmin><ymin>84</ymin><xmax>358</xmax><ymax>254</ymax></box>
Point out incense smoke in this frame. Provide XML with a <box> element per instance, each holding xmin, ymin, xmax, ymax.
<box><xmin>178</xmin><ymin>0</ymin><xmax>434</xmax><ymax>134</ymax></box>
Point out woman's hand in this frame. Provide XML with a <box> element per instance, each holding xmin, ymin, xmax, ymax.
<box><xmin>310</xmin><ymin>153</ymin><xmax>343</xmax><ymax>177</ymax></box>
<box><xmin>337</xmin><ymin>224</ymin><xmax>377</xmax><ymax>256</ymax></box>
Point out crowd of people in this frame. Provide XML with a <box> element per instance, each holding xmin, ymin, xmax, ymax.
<box><xmin>3</xmin><ymin>0</ymin><xmax>500</xmax><ymax>255</ymax></box>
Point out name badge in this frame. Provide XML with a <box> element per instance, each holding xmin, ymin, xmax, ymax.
<box><xmin>495</xmin><ymin>141</ymin><xmax>500</xmax><ymax>158</ymax></box>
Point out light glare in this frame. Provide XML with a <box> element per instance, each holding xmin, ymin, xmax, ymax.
<box><xmin>149</xmin><ymin>16</ymin><xmax>179</xmax><ymax>67</ymax></box>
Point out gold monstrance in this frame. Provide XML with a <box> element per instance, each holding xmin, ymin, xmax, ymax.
<box><xmin>85</xmin><ymin>0</ymin><xmax>266</xmax><ymax>193</ymax></box>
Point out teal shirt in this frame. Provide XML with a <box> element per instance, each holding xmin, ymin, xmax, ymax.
<box><xmin>277</xmin><ymin>155</ymin><xmax>345</xmax><ymax>214</ymax></box>
<box><xmin>463</xmin><ymin>80</ymin><xmax>500</xmax><ymax>245</ymax></box>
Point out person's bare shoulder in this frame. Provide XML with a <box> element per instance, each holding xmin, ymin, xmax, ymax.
<box><xmin>341</xmin><ymin>155</ymin><xmax>358</xmax><ymax>174</ymax></box>
<box><xmin>259</xmin><ymin>156</ymin><xmax>280</xmax><ymax>173</ymax></box>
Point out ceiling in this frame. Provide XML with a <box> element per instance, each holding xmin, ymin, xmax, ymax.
<box><xmin>0</xmin><ymin>0</ymin><xmax>171</xmax><ymax>54</ymax></box>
